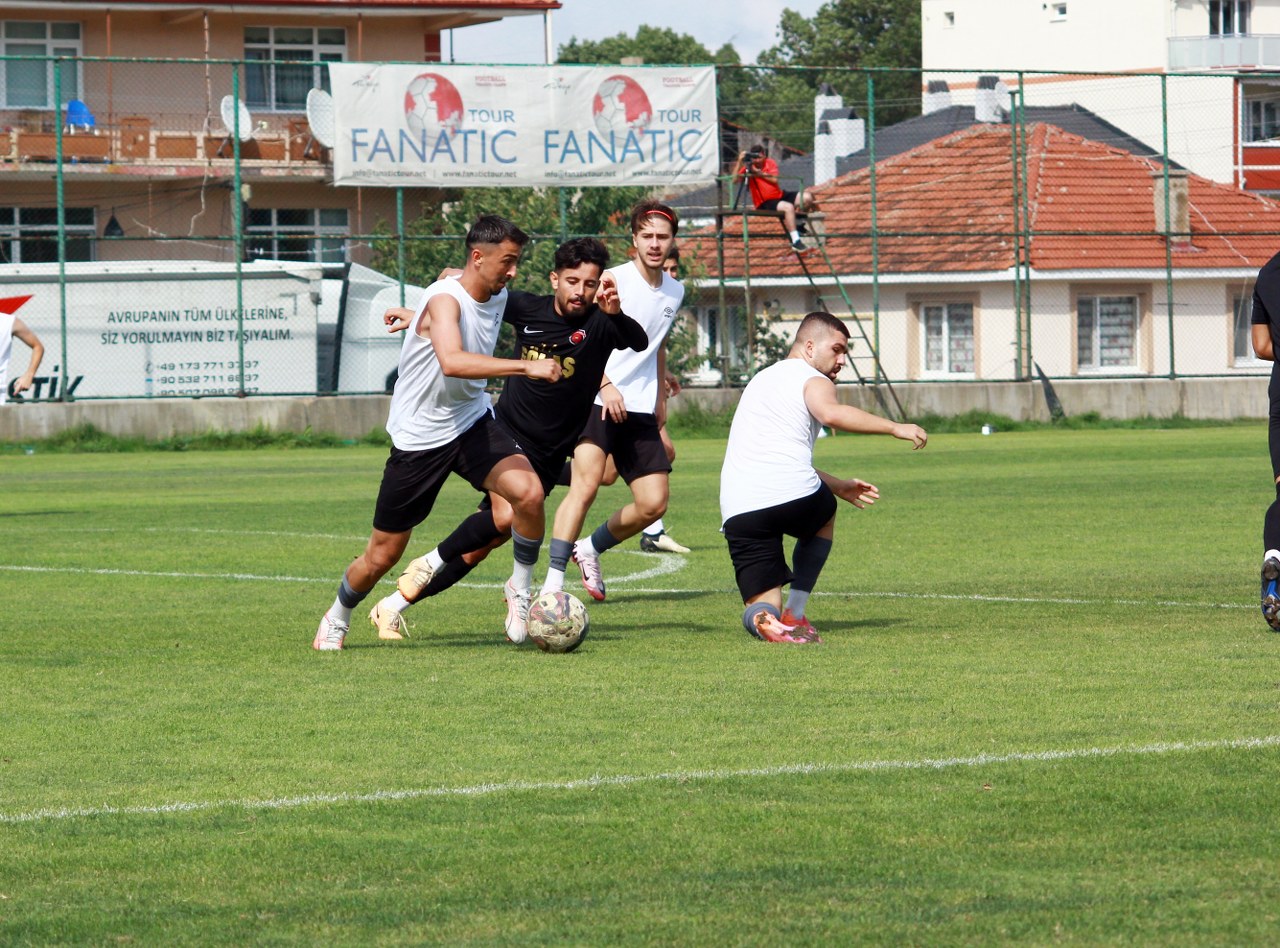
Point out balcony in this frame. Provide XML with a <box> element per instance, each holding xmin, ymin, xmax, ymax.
<box><xmin>1168</xmin><ymin>34</ymin><xmax>1280</xmax><ymax>70</ymax></box>
<box><xmin>0</xmin><ymin>111</ymin><xmax>332</xmax><ymax>180</ymax></box>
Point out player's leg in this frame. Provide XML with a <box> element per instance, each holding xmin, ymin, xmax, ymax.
<box><xmin>574</xmin><ymin>416</ymin><xmax>671</xmax><ymax>600</ymax></box>
<box><xmin>543</xmin><ymin>438</ymin><xmax>608</xmax><ymax>595</ymax></box>
<box><xmin>1263</xmin><ymin>371</ymin><xmax>1280</xmax><ymax>630</ymax></box>
<box><xmin>316</xmin><ymin>444</ymin><xmax>447</xmax><ymax>650</ymax></box>
<box><xmin>779</xmin><ymin>488</ymin><xmax>839</xmax><ymax>639</ymax></box>
<box><xmin>640</xmin><ymin>426</ymin><xmax>689</xmax><ymax>553</ymax></box>
<box><xmin>723</xmin><ymin>506</ymin><xmax>815</xmax><ymax>645</ymax></box>
<box><xmin>484</xmin><ymin>455</ymin><xmax>545</xmax><ymax>644</ymax></box>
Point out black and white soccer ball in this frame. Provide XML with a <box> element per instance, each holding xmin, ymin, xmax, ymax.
<box><xmin>527</xmin><ymin>590</ymin><xmax>589</xmax><ymax>653</ymax></box>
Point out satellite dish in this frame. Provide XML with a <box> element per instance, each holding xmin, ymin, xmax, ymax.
<box><xmin>219</xmin><ymin>95</ymin><xmax>254</xmax><ymax>142</ymax></box>
<box><xmin>305</xmin><ymin>88</ymin><xmax>335</xmax><ymax>149</ymax></box>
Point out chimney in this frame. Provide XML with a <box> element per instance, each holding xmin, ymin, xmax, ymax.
<box><xmin>814</xmin><ymin>120</ymin><xmax>836</xmax><ymax>185</ymax></box>
<box><xmin>975</xmin><ymin>74</ymin><xmax>1009</xmax><ymax>123</ymax></box>
<box><xmin>924</xmin><ymin>79</ymin><xmax>952</xmax><ymax>114</ymax></box>
<box><xmin>825</xmin><ymin>107</ymin><xmax>864</xmax><ymax>157</ymax></box>
<box><xmin>1151</xmin><ymin>169</ymin><xmax>1191</xmax><ymax>240</ymax></box>
<box><xmin>815</xmin><ymin>82</ymin><xmax>842</xmax><ymax>133</ymax></box>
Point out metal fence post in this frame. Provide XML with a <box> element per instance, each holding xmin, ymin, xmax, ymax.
<box><xmin>1161</xmin><ymin>73</ymin><xmax>1176</xmax><ymax>380</ymax></box>
<box><xmin>232</xmin><ymin>65</ymin><xmax>246</xmax><ymax>397</ymax></box>
<box><xmin>868</xmin><ymin>74</ymin><xmax>880</xmax><ymax>382</ymax></box>
<box><xmin>54</xmin><ymin>58</ymin><xmax>70</xmax><ymax>401</ymax></box>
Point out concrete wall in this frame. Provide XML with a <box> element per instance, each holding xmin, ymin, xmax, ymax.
<box><xmin>0</xmin><ymin>377</ymin><xmax>1270</xmax><ymax>442</ymax></box>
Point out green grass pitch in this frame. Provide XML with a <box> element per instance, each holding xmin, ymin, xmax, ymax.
<box><xmin>3</xmin><ymin>425</ymin><xmax>1279</xmax><ymax>943</ymax></box>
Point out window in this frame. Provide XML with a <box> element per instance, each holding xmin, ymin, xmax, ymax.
<box><xmin>1050</xmin><ymin>3</ymin><xmax>1068</xmax><ymax>21</ymax></box>
<box><xmin>1233</xmin><ymin>293</ymin><xmax>1266</xmax><ymax>365</ymax></box>
<box><xmin>1245</xmin><ymin>96</ymin><xmax>1280</xmax><ymax>141</ymax></box>
<box><xmin>244</xmin><ymin>26</ymin><xmax>344</xmax><ymax>112</ymax></box>
<box><xmin>944</xmin><ymin>11</ymin><xmax>955</xmax><ymax>28</ymax></box>
<box><xmin>1077</xmin><ymin>296</ymin><xmax>1137</xmax><ymax>370</ymax></box>
<box><xmin>2</xmin><ymin>21</ymin><xmax>81</xmax><ymax>109</ymax></box>
<box><xmin>245</xmin><ymin>208</ymin><xmax>347</xmax><ymax>263</ymax></box>
<box><xmin>0</xmin><ymin>206</ymin><xmax>94</xmax><ymax>263</ymax></box>
<box><xmin>1210</xmin><ymin>0</ymin><xmax>1250</xmax><ymax>36</ymax></box>
<box><xmin>922</xmin><ymin>302</ymin><xmax>975</xmax><ymax>375</ymax></box>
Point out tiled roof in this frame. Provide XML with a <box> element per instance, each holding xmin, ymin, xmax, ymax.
<box><xmin>687</xmin><ymin>123</ymin><xmax>1280</xmax><ymax>280</ymax></box>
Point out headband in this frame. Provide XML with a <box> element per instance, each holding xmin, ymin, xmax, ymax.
<box><xmin>645</xmin><ymin>209</ymin><xmax>675</xmax><ymax>223</ymax></box>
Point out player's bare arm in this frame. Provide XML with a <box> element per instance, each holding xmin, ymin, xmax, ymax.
<box><xmin>816</xmin><ymin>469</ymin><xmax>880</xmax><ymax>508</ymax></box>
<box><xmin>384</xmin><ymin>306</ymin><xmax>415</xmax><ymax>334</ymax></box>
<box><xmin>431</xmin><ymin>294</ymin><xmax>562</xmax><ymax>383</ymax></box>
<box><xmin>803</xmin><ymin>377</ymin><xmax>927</xmax><ymax>448</ymax></box>
<box><xmin>598</xmin><ymin>373</ymin><xmax>626</xmax><ymax>422</ymax></box>
<box><xmin>1253</xmin><ymin>323</ymin><xmax>1275</xmax><ymax>361</ymax></box>
<box><xmin>655</xmin><ymin>344</ymin><xmax>670</xmax><ymax>428</ymax></box>
<box><xmin>10</xmin><ymin>318</ymin><xmax>44</xmax><ymax>394</ymax></box>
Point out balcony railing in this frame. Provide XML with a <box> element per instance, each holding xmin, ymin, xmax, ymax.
<box><xmin>1168</xmin><ymin>34</ymin><xmax>1280</xmax><ymax>70</ymax></box>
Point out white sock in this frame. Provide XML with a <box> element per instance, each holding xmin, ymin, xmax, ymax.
<box><xmin>329</xmin><ymin>597</ymin><xmax>352</xmax><ymax>624</ymax></box>
<box><xmin>784</xmin><ymin>589</ymin><xmax>811</xmax><ymax>617</ymax></box>
<box><xmin>576</xmin><ymin>535</ymin><xmax>599</xmax><ymax>559</ymax></box>
<box><xmin>381</xmin><ymin>591</ymin><xmax>412</xmax><ymax>614</ymax></box>
<box><xmin>1267</xmin><ymin>549</ymin><xmax>1280</xmax><ymax>564</ymax></box>
<box><xmin>643</xmin><ymin>518</ymin><xmax>666</xmax><ymax>538</ymax></box>
<box><xmin>511</xmin><ymin>560</ymin><xmax>534</xmax><ymax>590</ymax></box>
<box><xmin>426</xmin><ymin>548</ymin><xmax>445</xmax><ymax>570</ymax></box>
<box><xmin>541</xmin><ymin>567</ymin><xmax>565</xmax><ymax>595</ymax></box>
<box><xmin>789</xmin><ymin>229</ymin><xmax>801</xmax><ymax>242</ymax></box>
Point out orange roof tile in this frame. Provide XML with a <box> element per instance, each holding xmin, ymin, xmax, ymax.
<box><xmin>689</xmin><ymin>123</ymin><xmax>1280</xmax><ymax>280</ymax></box>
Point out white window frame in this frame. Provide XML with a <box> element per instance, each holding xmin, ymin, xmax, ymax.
<box><xmin>0</xmin><ymin>205</ymin><xmax>95</xmax><ymax>264</ymax></box>
<box><xmin>920</xmin><ymin>301</ymin><xmax>976</xmax><ymax>378</ymax></box>
<box><xmin>1245</xmin><ymin>95</ymin><xmax>1280</xmax><ymax>142</ymax></box>
<box><xmin>1050</xmin><ymin>3</ymin><xmax>1068</xmax><ymax>22</ymax></box>
<box><xmin>1232</xmin><ymin>291</ymin><xmax>1267</xmax><ymax>368</ymax></box>
<box><xmin>1</xmin><ymin>20</ymin><xmax>82</xmax><ymax>110</ymax></box>
<box><xmin>244</xmin><ymin>26</ymin><xmax>345</xmax><ymax>113</ymax></box>
<box><xmin>1076</xmin><ymin>295</ymin><xmax>1139</xmax><ymax>373</ymax></box>
<box><xmin>245</xmin><ymin>207</ymin><xmax>348</xmax><ymax>264</ymax></box>
<box><xmin>1209</xmin><ymin>0</ymin><xmax>1250</xmax><ymax>36</ymax></box>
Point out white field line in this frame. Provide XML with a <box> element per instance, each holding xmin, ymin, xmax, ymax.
<box><xmin>0</xmin><ymin>562</ymin><xmax>1253</xmax><ymax>611</ymax></box>
<box><xmin>2</xmin><ymin>734</ymin><xmax>1277</xmax><ymax>827</ymax></box>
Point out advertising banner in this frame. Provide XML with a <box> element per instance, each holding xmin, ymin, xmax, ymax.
<box><xmin>329</xmin><ymin>63</ymin><xmax>718</xmax><ymax>188</ymax></box>
<box><xmin>1</xmin><ymin>262</ymin><xmax>320</xmax><ymax>400</ymax></box>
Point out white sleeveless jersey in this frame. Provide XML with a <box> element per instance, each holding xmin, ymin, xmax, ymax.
<box><xmin>0</xmin><ymin>313</ymin><xmax>15</xmax><ymax>405</ymax></box>
<box><xmin>720</xmin><ymin>358</ymin><xmax>826</xmax><ymax>523</ymax></box>
<box><xmin>384</xmin><ymin>277</ymin><xmax>507</xmax><ymax>451</ymax></box>
<box><xmin>595</xmin><ymin>261</ymin><xmax>684</xmax><ymax>414</ymax></box>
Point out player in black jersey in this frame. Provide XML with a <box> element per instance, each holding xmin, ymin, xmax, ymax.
<box><xmin>370</xmin><ymin>237</ymin><xmax>648</xmax><ymax>643</ymax></box>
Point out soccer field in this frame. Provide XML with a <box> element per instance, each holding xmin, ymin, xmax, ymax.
<box><xmin>3</xmin><ymin>425</ymin><xmax>1279</xmax><ymax>943</ymax></box>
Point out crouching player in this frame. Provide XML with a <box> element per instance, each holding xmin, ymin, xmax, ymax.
<box><xmin>720</xmin><ymin>312</ymin><xmax>927</xmax><ymax>643</ymax></box>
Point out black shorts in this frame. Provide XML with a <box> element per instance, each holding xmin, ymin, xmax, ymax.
<box><xmin>372</xmin><ymin>412</ymin><xmax>525</xmax><ymax>534</ymax></box>
<box><xmin>578</xmin><ymin>410</ymin><xmax>672</xmax><ymax>484</ymax></box>
<box><xmin>722</xmin><ymin>484</ymin><xmax>838</xmax><ymax>601</ymax></box>
<box><xmin>757</xmin><ymin>191</ymin><xmax>799</xmax><ymax>212</ymax></box>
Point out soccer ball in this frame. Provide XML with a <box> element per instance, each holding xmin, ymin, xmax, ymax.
<box><xmin>527</xmin><ymin>590</ymin><xmax>590</xmax><ymax>653</ymax></box>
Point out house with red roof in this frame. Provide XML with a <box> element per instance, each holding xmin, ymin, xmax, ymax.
<box><xmin>685</xmin><ymin>121</ymin><xmax>1280</xmax><ymax>385</ymax></box>
<box><xmin>0</xmin><ymin>0</ymin><xmax>557</xmax><ymax>266</ymax></box>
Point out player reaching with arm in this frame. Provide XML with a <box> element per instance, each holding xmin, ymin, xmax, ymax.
<box><xmin>313</xmin><ymin>215</ymin><xmax>560</xmax><ymax>651</ymax></box>
<box><xmin>720</xmin><ymin>311</ymin><xmax>927</xmax><ymax>644</ymax></box>
<box><xmin>0</xmin><ymin>305</ymin><xmax>45</xmax><ymax>403</ymax></box>
<box><xmin>543</xmin><ymin>200</ymin><xmax>685</xmax><ymax>603</ymax></box>
<box><xmin>1250</xmin><ymin>250</ymin><xmax>1280</xmax><ymax>631</ymax></box>
<box><xmin>371</xmin><ymin>237</ymin><xmax>648</xmax><ymax>643</ymax></box>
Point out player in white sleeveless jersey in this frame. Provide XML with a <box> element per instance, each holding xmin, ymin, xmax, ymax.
<box><xmin>0</xmin><ymin>297</ymin><xmax>45</xmax><ymax>404</ymax></box>
<box><xmin>543</xmin><ymin>200</ymin><xmax>685</xmax><ymax>601</ymax></box>
<box><xmin>313</xmin><ymin>216</ymin><xmax>560</xmax><ymax>651</ymax></box>
<box><xmin>720</xmin><ymin>312</ymin><xmax>928</xmax><ymax>644</ymax></box>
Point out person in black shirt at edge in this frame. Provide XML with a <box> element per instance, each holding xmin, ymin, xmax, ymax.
<box><xmin>370</xmin><ymin>237</ymin><xmax>649</xmax><ymax>644</ymax></box>
<box><xmin>1250</xmin><ymin>250</ymin><xmax>1280</xmax><ymax>631</ymax></box>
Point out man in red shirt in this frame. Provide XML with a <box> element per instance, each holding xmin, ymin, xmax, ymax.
<box><xmin>735</xmin><ymin>144</ymin><xmax>817</xmax><ymax>251</ymax></box>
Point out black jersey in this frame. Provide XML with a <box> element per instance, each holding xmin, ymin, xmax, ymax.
<box><xmin>495</xmin><ymin>289</ymin><xmax>648</xmax><ymax>458</ymax></box>
<box><xmin>1254</xmin><ymin>250</ymin><xmax>1280</xmax><ymax>350</ymax></box>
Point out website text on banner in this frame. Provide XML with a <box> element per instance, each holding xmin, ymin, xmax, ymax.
<box><xmin>329</xmin><ymin>64</ymin><xmax>718</xmax><ymax>188</ymax></box>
